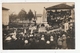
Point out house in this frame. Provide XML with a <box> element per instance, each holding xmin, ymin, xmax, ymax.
<box><xmin>2</xmin><ymin>7</ymin><xmax>9</xmax><ymax>26</ymax></box>
<box><xmin>45</xmin><ymin>3</ymin><xmax>74</xmax><ymax>32</ymax></box>
<box><xmin>45</xmin><ymin>3</ymin><xmax>74</xmax><ymax>24</ymax></box>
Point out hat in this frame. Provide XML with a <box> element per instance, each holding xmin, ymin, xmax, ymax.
<box><xmin>24</xmin><ymin>40</ymin><xmax>28</xmax><ymax>44</ymax></box>
<box><xmin>46</xmin><ymin>40</ymin><xmax>50</xmax><ymax>44</ymax></box>
<box><xmin>50</xmin><ymin>39</ymin><xmax>54</xmax><ymax>41</ymax></box>
<box><xmin>41</xmin><ymin>37</ymin><xmax>45</xmax><ymax>40</ymax></box>
<box><xmin>62</xmin><ymin>34</ymin><xmax>66</xmax><ymax>36</ymax></box>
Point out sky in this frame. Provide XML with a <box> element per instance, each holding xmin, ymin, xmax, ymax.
<box><xmin>2</xmin><ymin>2</ymin><xmax>74</xmax><ymax>15</ymax></box>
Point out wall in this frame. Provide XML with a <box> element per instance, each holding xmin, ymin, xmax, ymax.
<box><xmin>36</xmin><ymin>16</ymin><xmax>43</xmax><ymax>24</ymax></box>
<box><xmin>2</xmin><ymin>10</ymin><xmax>9</xmax><ymax>25</ymax></box>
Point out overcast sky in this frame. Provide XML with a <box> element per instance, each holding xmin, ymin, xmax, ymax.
<box><xmin>2</xmin><ymin>2</ymin><xmax>74</xmax><ymax>15</ymax></box>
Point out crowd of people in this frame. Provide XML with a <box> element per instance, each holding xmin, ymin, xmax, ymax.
<box><xmin>3</xmin><ymin>22</ymin><xmax>75</xmax><ymax>50</ymax></box>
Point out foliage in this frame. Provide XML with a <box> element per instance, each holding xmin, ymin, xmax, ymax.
<box><xmin>28</xmin><ymin>9</ymin><xmax>34</xmax><ymax>20</ymax></box>
<box><xmin>18</xmin><ymin>9</ymin><xmax>27</xmax><ymax>20</ymax></box>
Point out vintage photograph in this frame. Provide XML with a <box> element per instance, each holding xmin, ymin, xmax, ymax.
<box><xmin>2</xmin><ymin>2</ymin><xmax>75</xmax><ymax>50</ymax></box>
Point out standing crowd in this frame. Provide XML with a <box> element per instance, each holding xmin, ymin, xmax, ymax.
<box><xmin>3</xmin><ymin>23</ymin><xmax>75</xmax><ymax>49</ymax></box>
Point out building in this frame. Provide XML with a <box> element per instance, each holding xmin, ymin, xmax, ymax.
<box><xmin>45</xmin><ymin>3</ymin><xmax>74</xmax><ymax>25</ymax></box>
<box><xmin>36</xmin><ymin>14</ymin><xmax>43</xmax><ymax>24</ymax></box>
<box><xmin>2</xmin><ymin>7</ymin><xmax>9</xmax><ymax>26</ymax></box>
<box><xmin>43</xmin><ymin>7</ymin><xmax>48</xmax><ymax>24</ymax></box>
<box><xmin>45</xmin><ymin>3</ymin><xmax>74</xmax><ymax>32</ymax></box>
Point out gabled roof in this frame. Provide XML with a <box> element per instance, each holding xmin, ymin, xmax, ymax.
<box><xmin>2</xmin><ymin>7</ymin><xmax>9</xmax><ymax>10</ymax></box>
<box><xmin>46</xmin><ymin>3</ymin><xmax>74</xmax><ymax>10</ymax></box>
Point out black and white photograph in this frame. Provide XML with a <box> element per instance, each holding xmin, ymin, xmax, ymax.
<box><xmin>2</xmin><ymin>2</ymin><xmax>75</xmax><ymax>50</ymax></box>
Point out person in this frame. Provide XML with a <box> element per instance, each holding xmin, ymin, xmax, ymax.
<box><xmin>41</xmin><ymin>35</ymin><xmax>45</xmax><ymax>41</ymax></box>
<box><xmin>62</xmin><ymin>34</ymin><xmax>67</xmax><ymax>49</ymax></box>
<box><xmin>5</xmin><ymin>36</ymin><xmax>12</xmax><ymax>42</ymax></box>
<box><xmin>45</xmin><ymin>33</ymin><xmax>50</xmax><ymax>41</ymax></box>
<box><xmin>24</xmin><ymin>39</ymin><xmax>30</xmax><ymax>49</ymax></box>
<box><xmin>39</xmin><ymin>34</ymin><xmax>46</xmax><ymax>49</ymax></box>
<box><xmin>50</xmin><ymin>35</ymin><xmax>56</xmax><ymax>49</ymax></box>
<box><xmin>24</xmin><ymin>28</ymin><xmax>26</xmax><ymax>35</ymax></box>
<box><xmin>66</xmin><ymin>36</ymin><xmax>71</xmax><ymax>49</ymax></box>
<box><xmin>45</xmin><ymin>40</ymin><xmax>51</xmax><ymax>49</ymax></box>
<box><xmin>9</xmin><ymin>32</ymin><xmax>17</xmax><ymax>40</ymax></box>
<box><xmin>50</xmin><ymin>36</ymin><xmax>54</xmax><ymax>41</ymax></box>
<box><xmin>63</xmin><ymin>21</ymin><xmax>69</xmax><ymax>32</ymax></box>
<box><xmin>24</xmin><ymin>33</ymin><xmax>29</xmax><ymax>40</ymax></box>
<box><xmin>19</xmin><ymin>32</ymin><xmax>24</xmax><ymax>40</ymax></box>
<box><xmin>57</xmin><ymin>36</ymin><xmax>62</xmax><ymax>49</ymax></box>
<box><xmin>54</xmin><ymin>32</ymin><xmax>58</xmax><ymax>48</ymax></box>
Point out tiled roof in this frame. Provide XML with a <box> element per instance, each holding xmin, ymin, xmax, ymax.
<box><xmin>46</xmin><ymin>3</ymin><xmax>74</xmax><ymax>10</ymax></box>
<box><xmin>2</xmin><ymin>7</ymin><xmax>9</xmax><ymax>10</ymax></box>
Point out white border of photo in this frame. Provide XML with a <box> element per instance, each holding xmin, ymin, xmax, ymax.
<box><xmin>0</xmin><ymin>0</ymin><xmax>80</xmax><ymax>53</ymax></box>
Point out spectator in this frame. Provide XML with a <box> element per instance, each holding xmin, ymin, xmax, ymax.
<box><xmin>62</xmin><ymin>34</ymin><xmax>67</xmax><ymax>49</ymax></box>
<box><xmin>57</xmin><ymin>36</ymin><xmax>62</xmax><ymax>49</ymax></box>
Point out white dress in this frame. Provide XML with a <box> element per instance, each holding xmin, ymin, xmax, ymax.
<box><xmin>64</xmin><ymin>23</ymin><xmax>69</xmax><ymax>32</ymax></box>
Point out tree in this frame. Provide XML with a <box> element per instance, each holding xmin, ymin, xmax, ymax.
<box><xmin>9</xmin><ymin>13</ymin><xmax>18</xmax><ymax>22</ymax></box>
<box><xmin>28</xmin><ymin>9</ymin><xmax>34</xmax><ymax>20</ymax></box>
<box><xmin>18</xmin><ymin>9</ymin><xmax>27</xmax><ymax>20</ymax></box>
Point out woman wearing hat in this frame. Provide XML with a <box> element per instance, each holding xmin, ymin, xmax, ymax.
<box><xmin>62</xmin><ymin>34</ymin><xmax>67</xmax><ymax>49</ymax></box>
